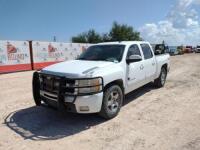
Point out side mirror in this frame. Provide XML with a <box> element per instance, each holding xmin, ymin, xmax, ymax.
<box><xmin>126</xmin><ymin>55</ymin><xmax>142</xmax><ymax>64</ymax></box>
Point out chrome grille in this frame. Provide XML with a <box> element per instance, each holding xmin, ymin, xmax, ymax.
<box><xmin>40</xmin><ymin>74</ymin><xmax>76</xmax><ymax>95</ymax></box>
<box><xmin>40</xmin><ymin>75</ymin><xmax>60</xmax><ymax>93</ymax></box>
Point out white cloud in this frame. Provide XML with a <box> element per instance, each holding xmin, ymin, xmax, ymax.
<box><xmin>139</xmin><ymin>0</ymin><xmax>200</xmax><ymax>46</ymax></box>
<box><xmin>194</xmin><ymin>0</ymin><xmax>200</xmax><ymax>4</ymax></box>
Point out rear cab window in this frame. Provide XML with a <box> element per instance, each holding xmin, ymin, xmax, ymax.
<box><xmin>140</xmin><ymin>44</ymin><xmax>153</xmax><ymax>59</ymax></box>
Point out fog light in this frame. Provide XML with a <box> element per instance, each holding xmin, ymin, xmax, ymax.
<box><xmin>80</xmin><ymin>106</ymin><xmax>89</xmax><ymax>111</ymax></box>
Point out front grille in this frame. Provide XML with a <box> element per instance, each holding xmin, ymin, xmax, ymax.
<box><xmin>65</xmin><ymin>87</ymin><xmax>75</xmax><ymax>94</ymax></box>
<box><xmin>40</xmin><ymin>75</ymin><xmax>61</xmax><ymax>93</ymax></box>
<box><xmin>43</xmin><ymin>77</ymin><xmax>54</xmax><ymax>92</ymax></box>
<box><xmin>39</xmin><ymin>74</ymin><xmax>76</xmax><ymax>95</ymax></box>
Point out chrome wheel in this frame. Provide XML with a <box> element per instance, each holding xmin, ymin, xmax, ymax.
<box><xmin>107</xmin><ymin>91</ymin><xmax>120</xmax><ymax>113</ymax></box>
<box><xmin>99</xmin><ymin>85</ymin><xmax>123</xmax><ymax>119</ymax></box>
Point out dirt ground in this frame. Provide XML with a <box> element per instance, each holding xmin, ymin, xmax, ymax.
<box><xmin>0</xmin><ymin>53</ymin><xmax>200</xmax><ymax>150</ymax></box>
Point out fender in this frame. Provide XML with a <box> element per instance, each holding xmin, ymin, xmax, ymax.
<box><xmin>92</xmin><ymin>63</ymin><xmax>125</xmax><ymax>88</ymax></box>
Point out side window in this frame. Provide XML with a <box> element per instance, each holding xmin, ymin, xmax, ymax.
<box><xmin>127</xmin><ymin>44</ymin><xmax>141</xmax><ymax>58</ymax></box>
<box><xmin>140</xmin><ymin>44</ymin><xmax>153</xmax><ymax>59</ymax></box>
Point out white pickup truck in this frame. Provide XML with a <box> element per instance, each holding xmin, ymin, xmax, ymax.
<box><xmin>33</xmin><ymin>41</ymin><xmax>170</xmax><ymax>119</ymax></box>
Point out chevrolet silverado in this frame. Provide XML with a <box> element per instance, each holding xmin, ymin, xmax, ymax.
<box><xmin>32</xmin><ymin>41</ymin><xmax>170</xmax><ymax>119</ymax></box>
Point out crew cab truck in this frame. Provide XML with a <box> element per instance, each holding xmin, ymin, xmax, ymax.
<box><xmin>33</xmin><ymin>41</ymin><xmax>170</xmax><ymax>119</ymax></box>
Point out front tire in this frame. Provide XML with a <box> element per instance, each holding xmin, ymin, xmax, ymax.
<box><xmin>99</xmin><ymin>85</ymin><xmax>123</xmax><ymax>119</ymax></box>
<box><xmin>154</xmin><ymin>67</ymin><xmax>167</xmax><ymax>88</ymax></box>
<box><xmin>32</xmin><ymin>72</ymin><xmax>41</xmax><ymax>106</ymax></box>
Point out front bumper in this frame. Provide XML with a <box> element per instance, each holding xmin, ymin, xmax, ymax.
<box><xmin>33</xmin><ymin>71</ymin><xmax>104</xmax><ymax>113</ymax></box>
<box><xmin>40</xmin><ymin>90</ymin><xmax>103</xmax><ymax>113</ymax></box>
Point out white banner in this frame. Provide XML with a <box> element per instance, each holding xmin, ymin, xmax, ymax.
<box><xmin>32</xmin><ymin>41</ymin><xmax>91</xmax><ymax>63</ymax></box>
<box><xmin>0</xmin><ymin>40</ymin><xmax>31</xmax><ymax>66</ymax></box>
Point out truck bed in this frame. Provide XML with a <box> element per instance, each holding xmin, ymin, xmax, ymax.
<box><xmin>155</xmin><ymin>54</ymin><xmax>170</xmax><ymax>78</ymax></box>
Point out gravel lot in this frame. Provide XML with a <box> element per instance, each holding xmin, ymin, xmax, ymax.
<box><xmin>0</xmin><ymin>53</ymin><xmax>200</xmax><ymax>150</ymax></box>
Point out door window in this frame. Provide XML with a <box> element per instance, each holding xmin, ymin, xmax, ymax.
<box><xmin>127</xmin><ymin>44</ymin><xmax>141</xmax><ymax>58</ymax></box>
<box><xmin>140</xmin><ymin>44</ymin><xmax>153</xmax><ymax>59</ymax></box>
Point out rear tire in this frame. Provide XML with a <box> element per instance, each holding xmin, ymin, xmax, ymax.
<box><xmin>99</xmin><ymin>85</ymin><xmax>123</xmax><ymax>119</ymax></box>
<box><xmin>32</xmin><ymin>72</ymin><xmax>41</xmax><ymax>106</ymax></box>
<box><xmin>154</xmin><ymin>67</ymin><xmax>167</xmax><ymax>88</ymax></box>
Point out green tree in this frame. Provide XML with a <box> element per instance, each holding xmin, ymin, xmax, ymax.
<box><xmin>109</xmin><ymin>22</ymin><xmax>142</xmax><ymax>41</ymax></box>
<box><xmin>102</xmin><ymin>33</ymin><xmax>111</xmax><ymax>42</ymax></box>
<box><xmin>71</xmin><ymin>34</ymin><xmax>87</xmax><ymax>43</ymax></box>
<box><xmin>71</xmin><ymin>22</ymin><xmax>142</xmax><ymax>43</ymax></box>
<box><xmin>72</xmin><ymin>29</ymin><xmax>102</xmax><ymax>43</ymax></box>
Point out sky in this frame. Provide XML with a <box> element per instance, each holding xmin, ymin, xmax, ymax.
<box><xmin>0</xmin><ymin>0</ymin><xmax>200</xmax><ymax>45</ymax></box>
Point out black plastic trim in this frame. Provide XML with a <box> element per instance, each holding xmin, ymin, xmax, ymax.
<box><xmin>64</xmin><ymin>84</ymin><xmax>102</xmax><ymax>88</ymax></box>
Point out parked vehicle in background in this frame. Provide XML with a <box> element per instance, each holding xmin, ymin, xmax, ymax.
<box><xmin>177</xmin><ymin>46</ymin><xmax>184</xmax><ymax>54</ymax></box>
<box><xmin>167</xmin><ymin>46</ymin><xmax>178</xmax><ymax>56</ymax></box>
<box><xmin>32</xmin><ymin>41</ymin><xmax>170</xmax><ymax>119</ymax></box>
<box><xmin>192</xmin><ymin>47</ymin><xmax>196</xmax><ymax>53</ymax></box>
<box><xmin>195</xmin><ymin>45</ymin><xmax>200</xmax><ymax>53</ymax></box>
<box><xmin>184</xmin><ymin>46</ymin><xmax>193</xmax><ymax>53</ymax></box>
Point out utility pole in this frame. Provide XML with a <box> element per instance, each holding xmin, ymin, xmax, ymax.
<box><xmin>53</xmin><ymin>36</ymin><xmax>56</xmax><ymax>42</ymax></box>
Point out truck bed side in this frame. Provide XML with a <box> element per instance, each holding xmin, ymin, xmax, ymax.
<box><xmin>155</xmin><ymin>54</ymin><xmax>170</xmax><ymax>79</ymax></box>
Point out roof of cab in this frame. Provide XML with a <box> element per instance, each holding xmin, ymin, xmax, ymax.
<box><xmin>96</xmin><ymin>41</ymin><xmax>150</xmax><ymax>46</ymax></box>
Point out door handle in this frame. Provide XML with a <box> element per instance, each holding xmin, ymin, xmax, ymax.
<box><xmin>152</xmin><ymin>62</ymin><xmax>155</xmax><ymax>66</ymax></box>
<box><xmin>140</xmin><ymin>65</ymin><xmax>144</xmax><ymax>70</ymax></box>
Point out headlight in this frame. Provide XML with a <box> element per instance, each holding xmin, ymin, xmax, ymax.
<box><xmin>78</xmin><ymin>78</ymin><xmax>102</xmax><ymax>87</ymax></box>
<box><xmin>78</xmin><ymin>86</ymin><xmax>102</xmax><ymax>94</ymax></box>
<box><xmin>78</xmin><ymin>78</ymin><xmax>103</xmax><ymax>94</ymax></box>
<box><xmin>68</xmin><ymin>78</ymin><xmax>103</xmax><ymax>95</ymax></box>
<box><xmin>65</xmin><ymin>77</ymin><xmax>103</xmax><ymax>95</ymax></box>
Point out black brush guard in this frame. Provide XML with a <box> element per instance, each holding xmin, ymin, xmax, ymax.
<box><xmin>32</xmin><ymin>71</ymin><xmax>103</xmax><ymax>111</ymax></box>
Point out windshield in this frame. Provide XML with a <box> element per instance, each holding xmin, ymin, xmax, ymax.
<box><xmin>77</xmin><ymin>45</ymin><xmax>125</xmax><ymax>62</ymax></box>
<box><xmin>197</xmin><ymin>46</ymin><xmax>200</xmax><ymax>48</ymax></box>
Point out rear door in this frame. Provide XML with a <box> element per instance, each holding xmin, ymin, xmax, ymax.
<box><xmin>140</xmin><ymin>44</ymin><xmax>157</xmax><ymax>82</ymax></box>
<box><xmin>126</xmin><ymin>44</ymin><xmax>145</xmax><ymax>93</ymax></box>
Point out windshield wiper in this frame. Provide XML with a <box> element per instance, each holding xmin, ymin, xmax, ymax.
<box><xmin>77</xmin><ymin>58</ymin><xmax>116</xmax><ymax>62</ymax></box>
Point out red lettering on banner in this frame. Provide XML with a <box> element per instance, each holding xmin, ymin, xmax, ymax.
<box><xmin>7</xmin><ymin>42</ymin><xmax>17</xmax><ymax>54</ymax></box>
<box><xmin>8</xmin><ymin>53</ymin><xmax>26</xmax><ymax>60</ymax></box>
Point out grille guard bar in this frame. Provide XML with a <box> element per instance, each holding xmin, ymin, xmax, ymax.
<box><xmin>38</xmin><ymin>71</ymin><xmax>104</xmax><ymax>96</ymax></box>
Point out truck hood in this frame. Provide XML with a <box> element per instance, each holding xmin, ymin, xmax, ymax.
<box><xmin>41</xmin><ymin>60</ymin><xmax>115</xmax><ymax>77</ymax></box>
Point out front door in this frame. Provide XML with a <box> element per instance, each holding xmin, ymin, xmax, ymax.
<box><xmin>126</xmin><ymin>44</ymin><xmax>145</xmax><ymax>93</ymax></box>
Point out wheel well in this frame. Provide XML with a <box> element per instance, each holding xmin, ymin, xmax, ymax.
<box><xmin>104</xmin><ymin>79</ymin><xmax>124</xmax><ymax>93</ymax></box>
<box><xmin>162</xmin><ymin>64</ymin><xmax>168</xmax><ymax>71</ymax></box>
